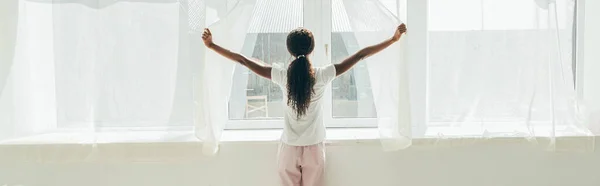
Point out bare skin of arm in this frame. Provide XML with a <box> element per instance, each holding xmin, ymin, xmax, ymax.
<box><xmin>334</xmin><ymin>24</ymin><xmax>407</xmax><ymax>76</ymax></box>
<box><xmin>202</xmin><ymin>28</ymin><xmax>272</xmax><ymax>79</ymax></box>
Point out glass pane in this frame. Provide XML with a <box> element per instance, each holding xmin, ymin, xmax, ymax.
<box><xmin>228</xmin><ymin>0</ymin><xmax>302</xmax><ymax>119</ymax></box>
<box><xmin>331</xmin><ymin>33</ymin><xmax>377</xmax><ymax>118</ymax></box>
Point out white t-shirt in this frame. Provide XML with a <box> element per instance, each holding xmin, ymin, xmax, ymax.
<box><xmin>271</xmin><ymin>64</ymin><xmax>337</xmax><ymax>146</ymax></box>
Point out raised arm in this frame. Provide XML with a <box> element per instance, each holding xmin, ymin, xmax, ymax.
<box><xmin>334</xmin><ymin>24</ymin><xmax>407</xmax><ymax>76</ymax></box>
<box><xmin>202</xmin><ymin>28</ymin><xmax>272</xmax><ymax>79</ymax></box>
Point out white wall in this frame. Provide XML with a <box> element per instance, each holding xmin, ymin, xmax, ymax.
<box><xmin>0</xmin><ymin>139</ymin><xmax>599</xmax><ymax>186</ymax></box>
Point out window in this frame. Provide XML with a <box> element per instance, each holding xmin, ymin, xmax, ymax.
<box><xmin>3</xmin><ymin>0</ymin><xmax>587</xmax><ymax>140</ymax></box>
<box><xmin>226</xmin><ymin>0</ymin><xmax>406</xmax><ymax>129</ymax></box>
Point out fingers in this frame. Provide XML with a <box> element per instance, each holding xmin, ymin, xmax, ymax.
<box><xmin>398</xmin><ymin>24</ymin><xmax>406</xmax><ymax>30</ymax></box>
<box><xmin>202</xmin><ymin>28</ymin><xmax>211</xmax><ymax>39</ymax></box>
<box><xmin>397</xmin><ymin>23</ymin><xmax>407</xmax><ymax>33</ymax></box>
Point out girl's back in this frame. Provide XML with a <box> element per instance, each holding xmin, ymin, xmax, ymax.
<box><xmin>271</xmin><ymin>64</ymin><xmax>336</xmax><ymax>146</ymax></box>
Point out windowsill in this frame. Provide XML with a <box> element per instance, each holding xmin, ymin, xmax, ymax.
<box><xmin>0</xmin><ymin>126</ymin><xmax>592</xmax><ymax>146</ymax></box>
<box><xmin>0</xmin><ymin>128</ymin><xmax>381</xmax><ymax>146</ymax></box>
<box><xmin>0</xmin><ymin>127</ymin><xmax>594</xmax><ymax>163</ymax></box>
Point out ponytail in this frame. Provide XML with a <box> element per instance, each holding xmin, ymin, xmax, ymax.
<box><xmin>286</xmin><ymin>27</ymin><xmax>316</xmax><ymax>118</ymax></box>
<box><xmin>286</xmin><ymin>55</ymin><xmax>315</xmax><ymax>118</ymax></box>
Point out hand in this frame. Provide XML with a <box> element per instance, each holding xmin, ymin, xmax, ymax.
<box><xmin>392</xmin><ymin>23</ymin><xmax>407</xmax><ymax>42</ymax></box>
<box><xmin>202</xmin><ymin>28</ymin><xmax>214</xmax><ymax>48</ymax></box>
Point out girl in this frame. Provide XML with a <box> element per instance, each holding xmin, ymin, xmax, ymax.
<box><xmin>202</xmin><ymin>23</ymin><xmax>407</xmax><ymax>186</ymax></box>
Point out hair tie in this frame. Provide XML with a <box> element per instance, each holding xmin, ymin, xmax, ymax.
<box><xmin>296</xmin><ymin>55</ymin><xmax>306</xmax><ymax>59</ymax></box>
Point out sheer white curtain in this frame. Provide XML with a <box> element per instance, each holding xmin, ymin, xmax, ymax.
<box><xmin>339</xmin><ymin>0</ymin><xmax>592</xmax><ymax>151</ymax></box>
<box><xmin>0</xmin><ymin>0</ymin><xmax>251</xmax><ymax>156</ymax></box>
<box><xmin>340</xmin><ymin>0</ymin><xmax>412</xmax><ymax>151</ymax></box>
<box><xmin>0</xmin><ymin>0</ymin><xmax>20</xmax><ymax>140</ymax></box>
<box><xmin>193</xmin><ymin>0</ymin><xmax>256</xmax><ymax>155</ymax></box>
<box><xmin>51</xmin><ymin>1</ymin><xmax>186</xmax><ymax>129</ymax></box>
<box><xmin>0</xmin><ymin>0</ymin><xmax>193</xmax><ymax>149</ymax></box>
<box><xmin>428</xmin><ymin>0</ymin><xmax>593</xmax><ymax>150</ymax></box>
<box><xmin>1</xmin><ymin>0</ymin><xmax>57</xmax><ymax>142</ymax></box>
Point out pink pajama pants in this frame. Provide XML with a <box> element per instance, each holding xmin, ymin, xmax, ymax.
<box><xmin>277</xmin><ymin>143</ymin><xmax>325</xmax><ymax>186</ymax></box>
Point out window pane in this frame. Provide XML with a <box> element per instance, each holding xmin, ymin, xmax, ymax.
<box><xmin>228</xmin><ymin>0</ymin><xmax>302</xmax><ymax>119</ymax></box>
<box><xmin>331</xmin><ymin>33</ymin><xmax>377</xmax><ymax>118</ymax></box>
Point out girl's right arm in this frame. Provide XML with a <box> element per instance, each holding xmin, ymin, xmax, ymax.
<box><xmin>334</xmin><ymin>24</ymin><xmax>406</xmax><ymax>76</ymax></box>
<box><xmin>202</xmin><ymin>28</ymin><xmax>272</xmax><ymax>79</ymax></box>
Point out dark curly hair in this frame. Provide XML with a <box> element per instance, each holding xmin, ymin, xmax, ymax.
<box><xmin>286</xmin><ymin>28</ymin><xmax>315</xmax><ymax>118</ymax></box>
